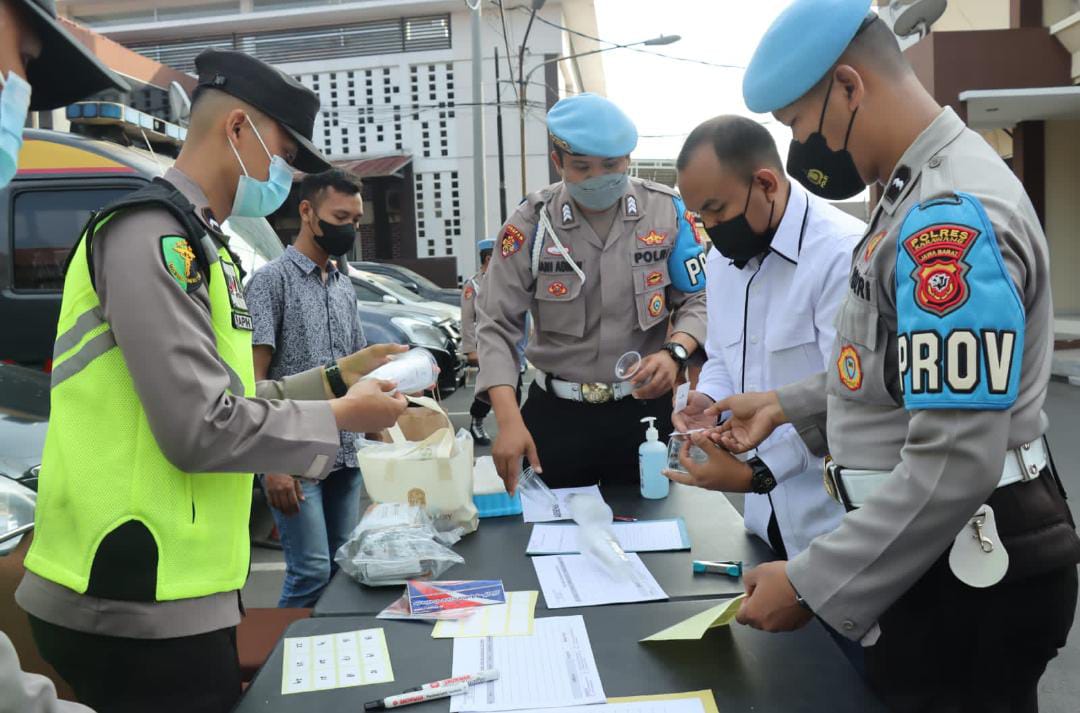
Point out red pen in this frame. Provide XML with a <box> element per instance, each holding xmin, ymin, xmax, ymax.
<box><xmin>613</xmin><ymin>516</ymin><xmax>638</xmax><ymax>522</ymax></box>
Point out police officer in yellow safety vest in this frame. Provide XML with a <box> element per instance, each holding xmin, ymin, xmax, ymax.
<box><xmin>15</xmin><ymin>49</ymin><xmax>408</xmax><ymax>713</ymax></box>
<box><xmin>477</xmin><ymin>93</ymin><xmax>708</xmax><ymax>490</ymax></box>
<box><xmin>712</xmin><ymin>1</ymin><xmax>1080</xmax><ymax>710</ymax></box>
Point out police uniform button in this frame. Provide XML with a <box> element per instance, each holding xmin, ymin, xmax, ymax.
<box><xmin>929</xmin><ymin>157</ymin><xmax>942</xmax><ymax>169</ymax></box>
<box><xmin>751</xmin><ymin>336</ymin><xmax>759</xmax><ymax>345</ymax></box>
<box><xmin>842</xmin><ymin>620</ymin><xmax>856</xmax><ymax>631</ymax></box>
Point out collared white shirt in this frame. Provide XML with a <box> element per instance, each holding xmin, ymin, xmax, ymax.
<box><xmin>697</xmin><ymin>181</ymin><xmax>865</xmax><ymax>556</ymax></box>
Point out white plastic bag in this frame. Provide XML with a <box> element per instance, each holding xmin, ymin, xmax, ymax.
<box><xmin>357</xmin><ymin>396</ymin><xmax>478</xmax><ymax>533</ymax></box>
<box><xmin>335</xmin><ymin>503</ymin><xmax>464</xmax><ymax>587</ymax></box>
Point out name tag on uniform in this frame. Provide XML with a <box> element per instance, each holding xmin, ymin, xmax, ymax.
<box><xmin>220</xmin><ymin>261</ymin><xmax>253</xmax><ymax>331</ymax></box>
<box><xmin>232</xmin><ymin>312</ymin><xmax>254</xmax><ymax>331</ymax></box>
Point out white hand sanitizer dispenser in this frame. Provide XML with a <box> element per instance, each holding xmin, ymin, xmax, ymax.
<box><xmin>639</xmin><ymin>417</ymin><xmax>669</xmax><ymax>499</ymax></box>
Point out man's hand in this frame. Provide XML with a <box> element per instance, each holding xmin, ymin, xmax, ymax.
<box><xmin>337</xmin><ymin>343</ymin><xmax>410</xmax><ymax>386</ymax></box>
<box><xmin>330</xmin><ymin>378</ymin><xmax>407</xmax><ymax>433</ymax></box>
<box><xmin>707</xmin><ymin>391</ymin><xmax>787</xmax><ymax>453</ymax></box>
<box><xmin>466</xmin><ymin>351</ymin><xmax>479</xmax><ymax>367</ymax></box>
<box><xmin>263</xmin><ymin>473</ymin><xmax>305</xmax><ymax>516</ymax></box>
<box><xmin>671</xmin><ymin>390</ymin><xmax>719</xmax><ymax>432</ymax></box>
<box><xmin>736</xmin><ymin>561</ymin><xmax>814</xmax><ymax>632</ymax></box>
<box><xmin>662</xmin><ymin>431</ymin><xmax>753</xmax><ymax>493</ymax></box>
<box><xmin>631</xmin><ymin>351</ymin><xmax>678</xmax><ymax>400</ymax></box>
<box><xmin>492</xmin><ymin>417</ymin><xmax>541</xmax><ymax>495</ymax></box>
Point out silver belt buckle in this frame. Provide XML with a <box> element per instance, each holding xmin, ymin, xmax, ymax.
<box><xmin>1013</xmin><ymin>441</ymin><xmax>1040</xmax><ymax>482</ymax></box>
<box><xmin>581</xmin><ymin>382</ymin><xmax>613</xmax><ymax>404</ymax></box>
<box><xmin>823</xmin><ymin>457</ymin><xmax>841</xmax><ymax>503</ymax></box>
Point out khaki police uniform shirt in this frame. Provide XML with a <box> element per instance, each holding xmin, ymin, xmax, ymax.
<box><xmin>476</xmin><ymin>178</ymin><xmax>708</xmax><ymax>392</ymax></box>
<box><xmin>460</xmin><ymin>272</ymin><xmax>481</xmax><ymax>355</ymax></box>
<box><xmin>16</xmin><ymin>167</ymin><xmax>342</xmax><ymax>639</ymax></box>
<box><xmin>777</xmin><ymin>108</ymin><xmax>1054</xmax><ymax>639</ymax></box>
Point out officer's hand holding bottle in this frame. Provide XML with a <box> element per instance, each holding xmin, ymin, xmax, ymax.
<box><xmin>330</xmin><ymin>378</ymin><xmax>407</xmax><ymax>433</ymax></box>
<box><xmin>629</xmin><ymin>351</ymin><xmax>679</xmax><ymax>400</ymax></box>
<box><xmin>706</xmin><ymin>391</ymin><xmax>787</xmax><ymax>453</ymax></box>
<box><xmin>671</xmin><ymin>390</ymin><xmax>720</xmax><ymax>432</ymax></box>
<box><xmin>336</xmin><ymin>343</ymin><xmax>410</xmax><ymax>388</ymax></box>
<box><xmin>490</xmin><ymin>385</ymin><xmax>541</xmax><ymax>494</ymax></box>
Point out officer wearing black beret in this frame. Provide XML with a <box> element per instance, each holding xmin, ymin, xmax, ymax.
<box><xmin>17</xmin><ymin>48</ymin><xmax>407</xmax><ymax>713</ymax></box>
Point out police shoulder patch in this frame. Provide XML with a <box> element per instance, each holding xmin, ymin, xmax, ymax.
<box><xmin>666</xmin><ymin>196</ymin><xmax>706</xmax><ymax>294</ymax></box>
<box><xmin>160</xmin><ymin>235</ymin><xmax>202</xmax><ymax>293</ymax></box>
<box><xmin>500</xmin><ymin>225</ymin><xmax>526</xmax><ymax>258</ymax></box>
<box><xmin>895</xmin><ymin>193</ymin><xmax>1025</xmax><ymax>411</ymax></box>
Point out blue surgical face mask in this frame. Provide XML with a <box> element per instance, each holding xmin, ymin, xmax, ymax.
<box><xmin>566</xmin><ymin>171</ymin><xmax>629</xmax><ymax>211</ymax></box>
<box><xmin>228</xmin><ymin>115</ymin><xmax>292</xmax><ymax>218</ymax></box>
<box><xmin>0</xmin><ymin>72</ymin><xmax>32</xmax><ymax>189</ymax></box>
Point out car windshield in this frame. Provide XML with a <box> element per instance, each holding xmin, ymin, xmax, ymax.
<box><xmin>222</xmin><ymin>215</ymin><xmax>285</xmax><ymax>275</ymax></box>
<box><xmin>362</xmin><ymin>272</ymin><xmax>424</xmax><ymax>303</ymax></box>
<box><xmin>391</xmin><ymin>265</ymin><xmax>442</xmax><ymax>291</ymax></box>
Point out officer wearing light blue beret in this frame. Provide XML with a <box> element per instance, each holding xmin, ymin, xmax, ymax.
<box><xmin>474</xmin><ymin>93</ymin><xmax>709</xmax><ymax>490</ymax></box>
<box><xmin>717</xmin><ymin>1</ymin><xmax>1080</xmax><ymax>709</ymax></box>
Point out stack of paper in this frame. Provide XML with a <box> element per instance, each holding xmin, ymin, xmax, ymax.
<box><xmin>449</xmin><ymin>616</ymin><xmax>606</xmax><ymax>712</ymax></box>
<box><xmin>531</xmin><ymin>554</ymin><xmax>668</xmax><ymax>608</ymax></box>
<box><xmin>526</xmin><ymin>519</ymin><xmax>690</xmax><ymax>554</ymax></box>
<box><xmin>504</xmin><ymin>691</ymin><xmax>718</xmax><ymax>713</ymax></box>
<box><xmin>432</xmin><ymin>591</ymin><xmax>539</xmax><ymax>638</ymax></box>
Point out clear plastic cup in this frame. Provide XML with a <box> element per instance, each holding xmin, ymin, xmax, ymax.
<box><xmin>567</xmin><ymin>494</ymin><xmax>633</xmax><ymax>580</ymax></box>
<box><xmin>614</xmin><ymin>351</ymin><xmax>642</xmax><ymax>381</ymax></box>
<box><xmin>666</xmin><ymin>430</ymin><xmax>710</xmax><ymax>473</ymax></box>
<box><xmin>364</xmin><ymin>348</ymin><xmax>439</xmax><ymax>394</ymax></box>
<box><xmin>516</xmin><ymin>466</ymin><xmax>558</xmax><ymax>506</ymax></box>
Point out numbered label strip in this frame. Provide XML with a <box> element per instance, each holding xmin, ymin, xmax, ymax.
<box><xmin>282</xmin><ymin>628</ymin><xmax>394</xmax><ymax>695</ymax></box>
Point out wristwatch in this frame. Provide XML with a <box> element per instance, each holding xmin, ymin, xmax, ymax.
<box><xmin>660</xmin><ymin>341</ymin><xmax>689</xmax><ymax>368</ymax></box>
<box><xmin>324</xmin><ymin>361</ymin><xmax>348</xmax><ymax>398</ymax></box>
<box><xmin>747</xmin><ymin>456</ymin><xmax>777</xmax><ymax>494</ymax></box>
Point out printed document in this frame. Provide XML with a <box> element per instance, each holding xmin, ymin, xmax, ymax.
<box><xmin>532</xmin><ymin>553</ymin><xmax>667</xmax><ymax>608</ymax></box>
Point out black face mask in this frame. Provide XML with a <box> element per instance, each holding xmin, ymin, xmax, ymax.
<box><xmin>786</xmin><ymin>76</ymin><xmax>865</xmax><ymax>201</ymax></box>
<box><xmin>311</xmin><ymin>216</ymin><xmax>357</xmax><ymax>257</ymax></box>
<box><xmin>704</xmin><ymin>182</ymin><xmax>777</xmax><ymax>267</ymax></box>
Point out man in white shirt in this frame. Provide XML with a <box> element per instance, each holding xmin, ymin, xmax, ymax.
<box><xmin>670</xmin><ymin>115</ymin><xmax>863</xmax><ymax>559</ymax></box>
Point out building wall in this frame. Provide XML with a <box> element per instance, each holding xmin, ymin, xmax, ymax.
<box><xmin>930</xmin><ymin>0</ymin><xmax>1010</xmax><ymax>31</ymax></box>
<box><xmin>1045</xmin><ymin>0</ymin><xmax>1080</xmax><ymax>27</ymax></box>
<box><xmin>278</xmin><ymin>6</ymin><xmax>564</xmax><ymax>282</ymax></box>
<box><xmin>1044</xmin><ymin>119</ymin><xmax>1080</xmax><ymax>314</ymax></box>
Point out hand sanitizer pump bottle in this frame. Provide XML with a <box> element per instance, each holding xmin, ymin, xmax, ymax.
<box><xmin>639</xmin><ymin>417</ymin><xmax>669</xmax><ymax>499</ymax></box>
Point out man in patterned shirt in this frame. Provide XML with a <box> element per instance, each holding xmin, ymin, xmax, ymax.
<box><xmin>246</xmin><ymin>169</ymin><xmax>405</xmax><ymax>607</ymax></box>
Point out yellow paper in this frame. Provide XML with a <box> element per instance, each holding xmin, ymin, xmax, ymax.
<box><xmin>431</xmin><ymin>591</ymin><xmax>538</xmax><ymax>638</ymax></box>
<box><xmin>640</xmin><ymin>595</ymin><xmax>744</xmax><ymax>642</ymax></box>
<box><xmin>608</xmin><ymin>690</ymin><xmax>719</xmax><ymax>713</ymax></box>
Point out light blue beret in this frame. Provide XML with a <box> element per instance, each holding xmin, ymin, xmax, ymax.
<box><xmin>477</xmin><ymin>239</ymin><xmax>495</xmax><ymax>253</ymax></box>
<box><xmin>546</xmin><ymin>93</ymin><xmax>638</xmax><ymax>158</ymax></box>
<box><xmin>743</xmin><ymin>0</ymin><xmax>873</xmax><ymax>114</ymax></box>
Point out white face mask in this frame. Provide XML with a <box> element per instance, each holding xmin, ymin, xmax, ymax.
<box><xmin>228</xmin><ymin>115</ymin><xmax>292</xmax><ymax>217</ymax></box>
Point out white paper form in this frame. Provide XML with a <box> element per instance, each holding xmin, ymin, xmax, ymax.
<box><xmin>526</xmin><ymin>519</ymin><xmax>690</xmax><ymax>555</ymax></box>
<box><xmin>532</xmin><ymin>553</ymin><xmax>668</xmax><ymax>608</ymax></box>
<box><xmin>511</xmin><ymin>697</ymin><xmax>708</xmax><ymax>713</ymax></box>
<box><xmin>521</xmin><ymin>485</ymin><xmax>603</xmax><ymax>523</ymax></box>
<box><xmin>449</xmin><ymin>615</ymin><xmax>606</xmax><ymax>712</ymax></box>
<box><xmin>432</xmin><ymin>591</ymin><xmax>539</xmax><ymax>638</ymax></box>
<box><xmin>281</xmin><ymin>628</ymin><xmax>393</xmax><ymax>695</ymax></box>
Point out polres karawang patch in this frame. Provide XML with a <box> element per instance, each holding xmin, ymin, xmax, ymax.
<box><xmin>896</xmin><ymin>193</ymin><xmax>1024</xmax><ymax>411</ymax></box>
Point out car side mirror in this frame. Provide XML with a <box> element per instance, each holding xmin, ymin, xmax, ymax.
<box><xmin>382</xmin><ymin>295</ymin><xmax>399</xmax><ymax>304</ymax></box>
<box><xmin>405</xmin><ymin>282</ymin><xmax>420</xmax><ymax>293</ymax></box>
